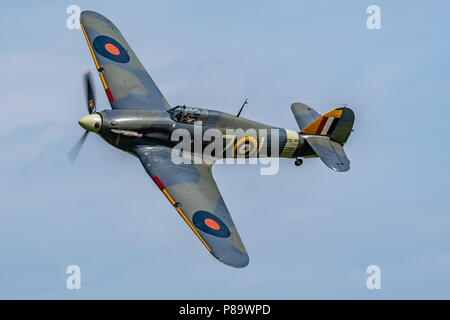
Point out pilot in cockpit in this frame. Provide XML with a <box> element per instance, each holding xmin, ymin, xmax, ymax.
<box><xmin>167</xmin><ymin>105</ymin><xmax>204</xmax><ymax>124</ymax></box>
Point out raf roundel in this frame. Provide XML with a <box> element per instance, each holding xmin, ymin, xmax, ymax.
<box><xmin>93</xmin><ymin>35</ymin><xmax>130</xmax><ymax>63</ymax></box>
<box><xmin>192</xmin><ymin>211</ymin><xmax>230</xmax><ymax>238</ymax></box>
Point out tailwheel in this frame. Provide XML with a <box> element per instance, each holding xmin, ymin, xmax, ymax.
<box><xmin>294</xmin><ymin>158</ymin><xmax>303</xmax><ymax>167</ymax></box>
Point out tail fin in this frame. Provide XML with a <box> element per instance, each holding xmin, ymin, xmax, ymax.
<box><xmin>291</xmin><ymin>103</ymin><xmax>321</xmax><ymax>131</ymax></box>
<box><xmin>300</xmin><ymin>107</ymin><xmax>354</xmax><ymax>145</ymax></box>
<box><xmin>291</xmin><ymin>105</ymin><xmax>355</xmax><ymax>172</ymax></box>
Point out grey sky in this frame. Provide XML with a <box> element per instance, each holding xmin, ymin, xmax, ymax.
<box><xmin>0</xmin><ymin>1</ymin><xmax>449</xmax><ymax>298</ymax></box>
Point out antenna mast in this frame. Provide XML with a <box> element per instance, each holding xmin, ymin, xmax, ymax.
<box><xmin>236</xmin><ymin>98</ymin><xmax>248</xmax><ymax>117</ymax></box>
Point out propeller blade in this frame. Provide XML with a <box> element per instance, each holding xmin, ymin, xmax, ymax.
<box><xmin>68</xmin><ymin>131</ymin><xmax>89</xmax><ymax>163</ymax></box>
<box><xmin>83</xmin><ymin>70</ymin><xmax>96</xmax><ymax>114</ymax></box>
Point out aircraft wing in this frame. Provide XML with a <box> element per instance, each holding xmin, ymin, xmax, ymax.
<box><xmin>134</xmin><ymin>146</ymin><xmax>249</xmax><ymax>268</ymax></box>
<box><xmin>80</xmin><ymin>11</ymin><xmax>170</xmax><ymax>112</ymax></box>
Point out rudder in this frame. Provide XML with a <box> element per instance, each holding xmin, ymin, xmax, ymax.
<box><xmin>301</xmin><ymin>107</ymin><xmax>354</xmax><ymax>145</ymax></box>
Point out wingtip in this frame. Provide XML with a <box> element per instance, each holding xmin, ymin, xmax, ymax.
<box><xmin>211</xmin><ymin>251</ymin><xmax>249</xmax><ymax>268</ymax></box>
<box><xmin>80</xmin><ymin>10</ymin><xmax>117</xmax><ymax>29</ymax></box>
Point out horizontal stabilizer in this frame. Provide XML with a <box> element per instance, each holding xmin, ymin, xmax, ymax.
<box><xmin>303</xmin><ymin>135</ymin><xmax>350</xmax><ymax>172</ymax></box>
<box><xmin>291</xmin><ymin>103</ymin><xmax>321</xmax><ymax>131</ymax></box>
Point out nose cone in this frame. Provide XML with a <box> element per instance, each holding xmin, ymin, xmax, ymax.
<box><xmin>79</xmin><ymin>114</ymin><xmax>102</xmax><ymax>132</ymax></box>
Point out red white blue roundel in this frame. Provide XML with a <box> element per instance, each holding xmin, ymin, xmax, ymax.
<box><xmin>93</xmin><ymin>35</ymin><xmax>130</xmax><ymax>63</ymax></box>
<box><xmin>193</xmin><ymin>211</ymin><xmax>230</xmax><ymax>238</ymax></box>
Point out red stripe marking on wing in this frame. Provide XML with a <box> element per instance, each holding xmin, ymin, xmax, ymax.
<box><xmin>152</xmin><ymin>175</ymin><xmax>165</xmax><ymax>191</ymax></box>
<box><xmin>105</xmin><ymin>88</ymin><xmax>115</xmax><ymax>103</ymax></box>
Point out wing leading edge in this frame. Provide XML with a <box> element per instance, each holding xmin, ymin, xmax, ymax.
<box><xmin>134</xmin><ymin>146</ymin><xmax>249</xmax><ymax>268</ymax></box>
<box><xmin>80</xmin><ymin>10</ymin><xmax>170</xmax><ymax>111</ymax></box>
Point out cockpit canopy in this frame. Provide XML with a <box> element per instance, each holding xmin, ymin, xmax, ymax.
<box><xmin>167</xmin><ymin>105</ymin><xmax>207</xmax><ymax>124</ymax></box>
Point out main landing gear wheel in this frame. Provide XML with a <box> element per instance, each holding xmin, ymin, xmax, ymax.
<box><xmin>294</xmin><ymin>158</ymin><xmax>303</xmax><ymax>167</ymax></box>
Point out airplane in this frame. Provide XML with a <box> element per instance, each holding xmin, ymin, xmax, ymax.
<box><xmin>70</xmin><ymin>10</ymin><xmax>355</xmax><ymax>268</ymax></box>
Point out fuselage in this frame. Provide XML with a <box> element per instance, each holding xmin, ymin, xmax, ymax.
<box><xmin>81</xmin><ymin>106</ymin><xmax>316</xmax><ymax>160</ymax></box>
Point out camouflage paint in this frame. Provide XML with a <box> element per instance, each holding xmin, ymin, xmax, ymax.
<box><xmin>79</xmin><ymin>10</ymin><xmax>354</xmax><ymax>268</ymax></box>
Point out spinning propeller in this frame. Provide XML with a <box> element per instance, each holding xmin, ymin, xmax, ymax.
<box><xmin>68</xmin><ymin>70</ymin><xmax>102</xmax><ymax>163</ymax></box>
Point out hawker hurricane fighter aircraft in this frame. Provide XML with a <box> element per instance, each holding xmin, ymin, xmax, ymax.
<box><xmin>71</xmin><ymin>11</ymin><xmax>355</xmax><ymax>268</ymax></box>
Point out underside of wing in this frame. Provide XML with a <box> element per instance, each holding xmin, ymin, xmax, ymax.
<box><xmin>80</xmin><ymin>10</ymin><xmax>170</xmax><ymax>111</ymax></box>
<box><xmin>134</xmin><ymin>146</ymin><xmax>249</xmax><ymax>268</ymax></box>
